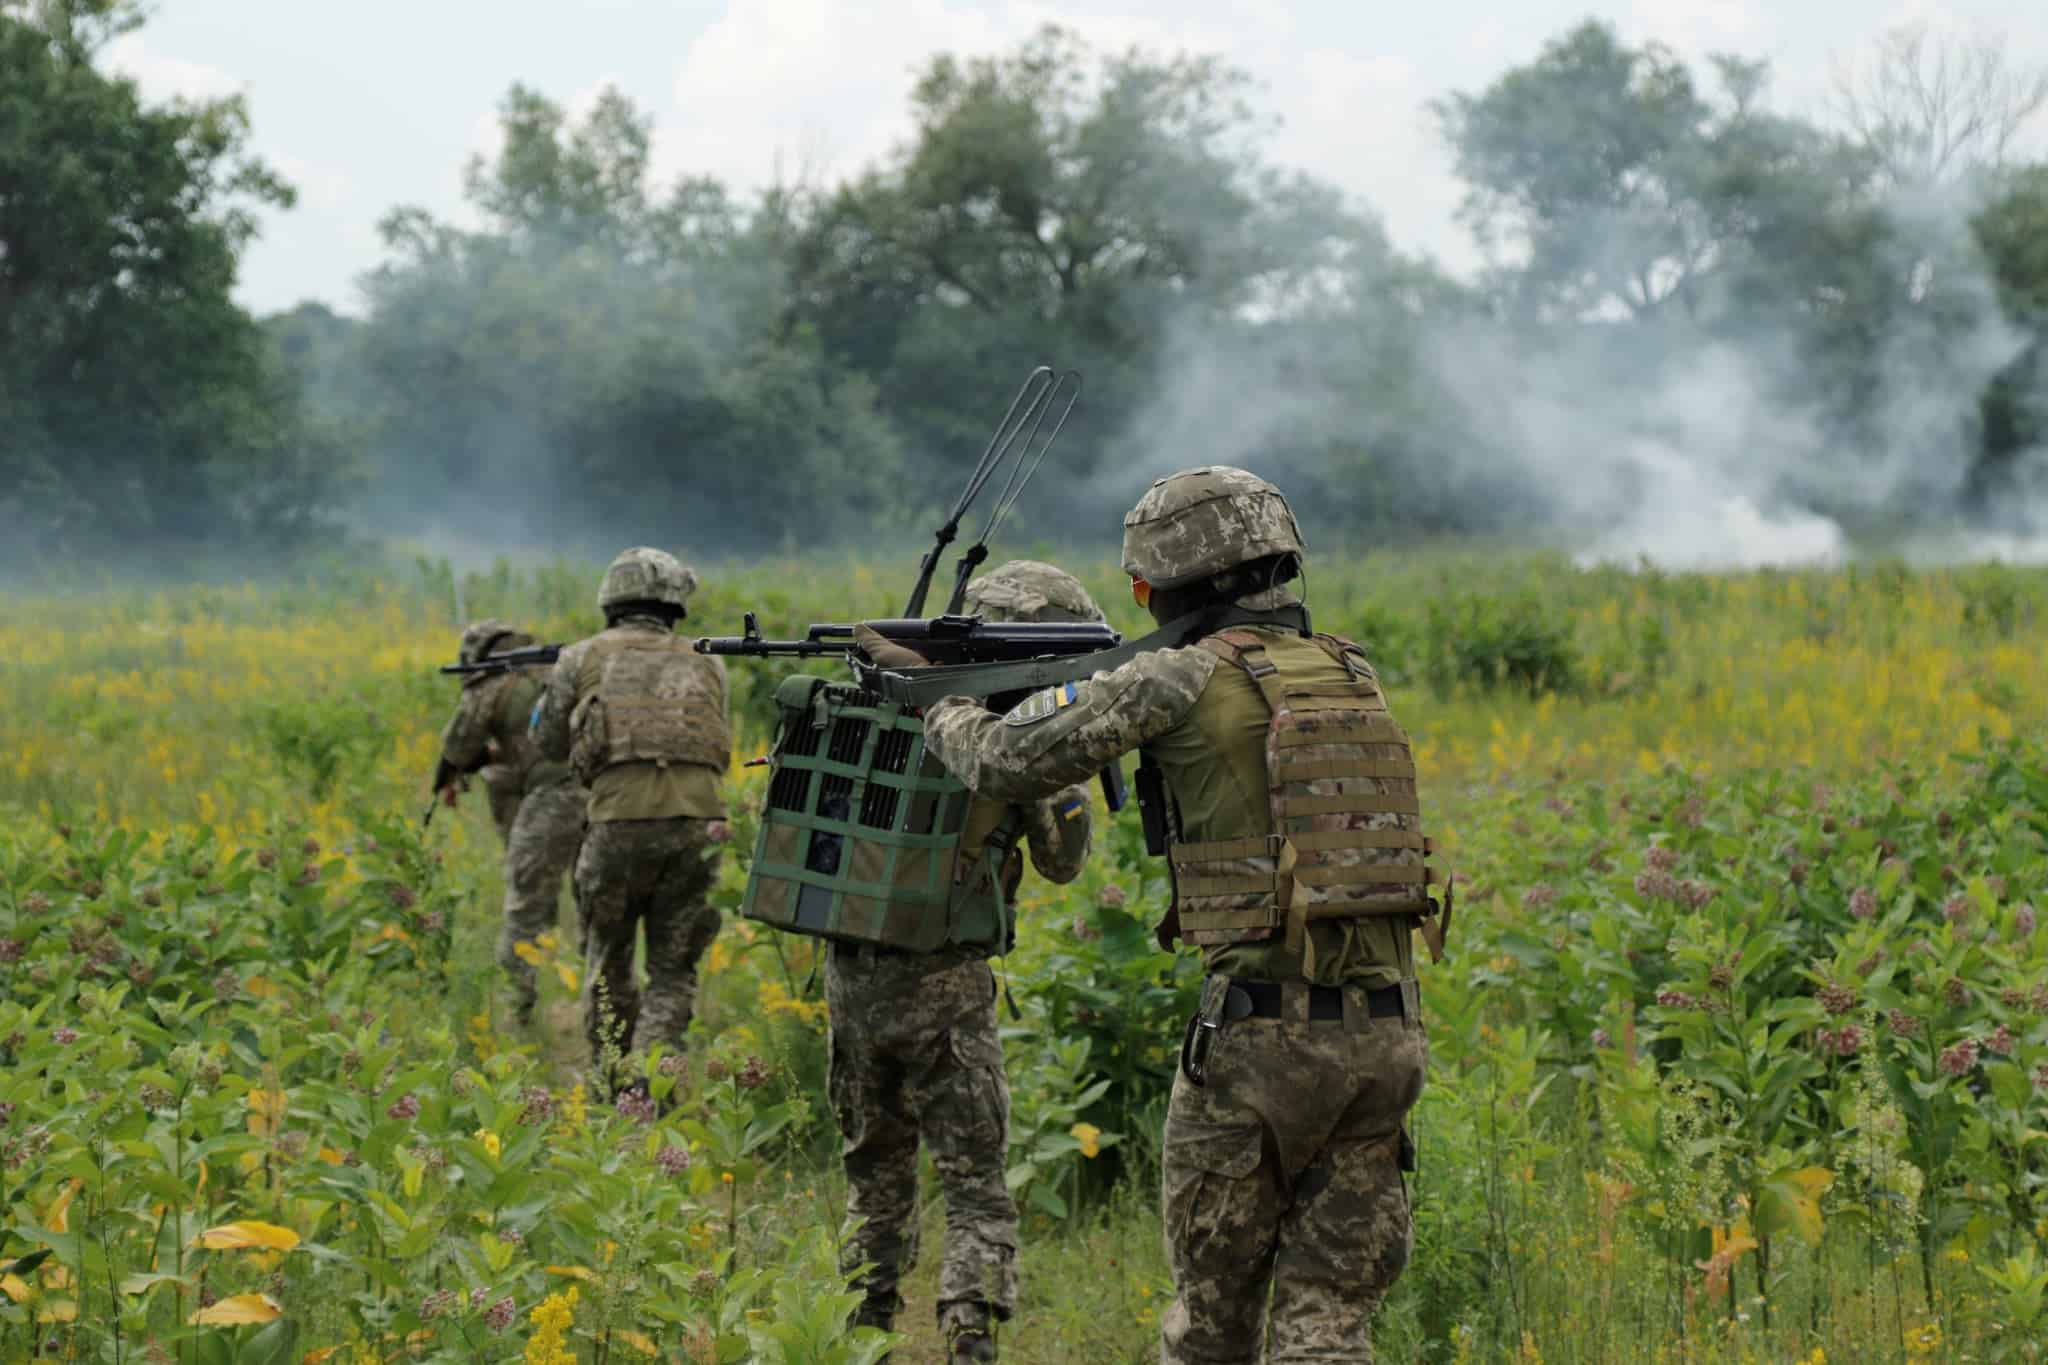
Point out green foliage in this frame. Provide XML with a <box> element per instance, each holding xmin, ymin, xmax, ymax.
<box><xmin>10</xmin><ymin>556</ymin><xmax>2048</xmax><ymax>1360</ymax></box>
<box><xmin>1421</xmin><ymin>593</ymin><xmax>1582</xmax><ymax>697</ymax></box>
<box><xmin>251</xmin><ymin>698</ymin><xmax>392</xmax><ymax>801</ymax></box>
<box><xmin>0</xmin><ymin>3</ymin><xmax>341</xmax><ymax>567</ymax></box>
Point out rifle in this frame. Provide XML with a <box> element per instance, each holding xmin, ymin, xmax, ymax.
<box><xmin>439</xmin><ymin>644</ymin><xmax>563</xmax><ymax>679</ymax></box>
<box><xmin>697</xmin><ymin>365</ymin><xmax>1130</xmax><ymax>810</ymax></box>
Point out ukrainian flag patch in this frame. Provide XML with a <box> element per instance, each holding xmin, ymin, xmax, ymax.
<box><xmin>1058</xmin><ymin>793</ymin><xmax>1086</xmax><ymax>821</ymax></box>
<box><xmin>1003</xmin><ymin>681</ymin><xmax>1082</xmax><ymax>727</ymax></box>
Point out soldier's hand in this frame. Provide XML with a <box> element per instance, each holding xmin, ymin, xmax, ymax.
<box><xmin>853</xmin><ymin>623</ymin><xmax>930</xmax><ymax>670</ymax></box>
<box><xmin>438</xmin><ymin>784</ymin><xmax>462</xmax><ymax>809</ymax></box>
<box><xmin>706</xmin><ymin>820</ymin><xmax>733</xmax><ymax>844</ymax></box>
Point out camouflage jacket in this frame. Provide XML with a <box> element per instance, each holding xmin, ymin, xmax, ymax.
<box><xmin>922</xmin><ymin>626</ymin><xmax>1410</xmax><ymax>988</ymax></box>
<box><xmin>532</xmin><ymin>615</ymin><xmax>729</xmax><ymax>823</ymax></box>
<box><xmin>439</xmin><ymin>669</ymin><xmax>570</xmax><ymax>799</ymax></box>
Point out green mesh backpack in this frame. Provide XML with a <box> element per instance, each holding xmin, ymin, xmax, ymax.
<box><xmin>741</xmin><ymin>675</ymin><xmax>976</xmax><ymax>950</ymax></box>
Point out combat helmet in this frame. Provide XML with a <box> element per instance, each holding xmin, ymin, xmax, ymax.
<box><xmin>458</xmin><ymin>618</ymin><xmax>534</xmax><ymax>667</ymax></box>
<box><xmin>598</xmin><ymin>547</ymin><xmax>698</xmax><ymax>616</ymax></box>
<box><xmin>963</xmin><ymin>559</ymin><xmax>1104</xmax><ymax>625</ymax></box>
<box><xmin>1121</xmin><ymin>465</ymin><xmax>1306</xmax><ymax>591</ymax></box>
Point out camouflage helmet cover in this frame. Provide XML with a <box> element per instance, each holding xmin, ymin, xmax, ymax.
<box><xmin>963</xmin><ymin>559</ymin><xmax>1105</xmax><ymax>625</ymax></box>
<box><xmin>1120</xmin><ymin>465</ymin><xmax>1307</xmax><ymax>590</ymax></box>
<box><xmin>458</xmin><ymin>618</ymin><xmax>536</xmax><ymax>667</ymax></box>
<box><xmin>598</xmin><ymin>546</ymin><xmax>698</xmax><ymax>614</ymax></box>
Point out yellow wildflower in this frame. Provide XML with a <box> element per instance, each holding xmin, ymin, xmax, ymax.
<box><xmin>560</xmin><ymin>1084</ymin><xmax>588</xmax><ymax>1133</ymax></box>
<box><xmin>475</xmin><ymin>1128</ymin><xmax>502</xmax><ymax>1160</ymax></box>
<box><xmin>525</xmin><ymin>1287</ymin><xmax>579</xmax><ymax>1365</ymax></box>
<box><xmin>468</xmin><ymin>1010</ymin><xmax>497</xmax><ymax>1061</ymax></box>
<box><xmin>1070</xmin><ymin>1123</ymin><xmax>1102</xmax><ymax>1159</ymax></box>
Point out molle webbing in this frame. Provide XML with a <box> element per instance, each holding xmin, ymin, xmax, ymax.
<box><xmin>1168</xmin><ymin>630</ymin><xmax>1439</xmax><ymax>956</ymax></box>
<box><xmin>576</xmin><ymin>636</ymin><xmax>730</xmax><ymax>779</ymax></box>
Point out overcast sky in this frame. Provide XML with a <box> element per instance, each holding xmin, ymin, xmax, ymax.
<box><xmin>104</xmin><ymin>0</ymin><xmax>2048</xmax><ymax>317</ymax></box>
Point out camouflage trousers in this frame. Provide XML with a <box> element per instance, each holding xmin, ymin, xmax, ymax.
<box><xmin>826</xmin><ymin>948</ymin><xmax>1016</xmax><ymax>1339</ymax></box>
<box><xmin>573</xmin><ymin>818</ymin><xmax>724</xmax><ymax>1077</ymax></box>
<box><xmin>493</xmin><ymin>783</ymin><xmax>584</xmax><ymax>1021</ymax></box>
<box><xmin>1161</xmin><ymin>981</ymin><xmax>1427</xmax><ymax>1365</ymax></box>
<box><xmin>485</xmin><ymin>777</ymin><xmax>523</xmax><ymax>844</ymax></box>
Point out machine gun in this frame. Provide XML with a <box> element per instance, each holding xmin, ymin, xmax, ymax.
<box><xmin>696</xmin><ymin>613</ymin><xmax>1118</xmax><ymax>666</ymax></box>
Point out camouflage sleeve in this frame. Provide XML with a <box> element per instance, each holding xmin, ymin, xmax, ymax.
<box><xmin>438</xmin><ymin>684</ymin><xmax>497</xmax><ymax>773</ymax></box>
<box><xmin>531</xmin><ymin>642</ymin><xmax>584</xmax><ymax>763</ymax></box>
<box><xmin>496</xmin><ymin>673</ymin><xmax>543</xmax><ymax>738</ymax></box>
<box><xmin>1020</xmin><ymin>785</ymin><xmax>1091</xmax><ymax>886</ymax></box>
<box><xmin>922</xmin><ymin>647</ymin><xmax>1217</xmax><ymax>804</ymax></box>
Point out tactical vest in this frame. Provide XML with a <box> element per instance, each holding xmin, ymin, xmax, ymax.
<box><xmin>742</xmin><ymin>675</ymin><xmax>1014</xmax><ymax>953</ymax></box>
<box><xmin>569</xmin><ymin>632</ymin><xmax>730</xmax><ymax>786</ymax></box>
<box><xmin>1160</xmin><ymin>630</ymin><xmax>1442</xmax><ymax>957</ymax></box>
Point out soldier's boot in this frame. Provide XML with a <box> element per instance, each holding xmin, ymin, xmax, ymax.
<box><xmin>946</xmin><ymin>1327</ymin><xmax>996</xmax><ymax>1364</ymax></box>
<box><xmin>942</xmin><ymin>1302</ymin><xmax>998</xmax><ymax>1364</ymax></box>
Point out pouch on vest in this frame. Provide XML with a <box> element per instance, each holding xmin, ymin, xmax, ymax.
<box><xmin>1167</xmin><ymin>631</ymin><xmax>1448</xmax><ymax>959</ymax></box>
<box><xmin>742</xmin><ymin>675</ymin><xmax>978</xmax><ymax>950</ymax></box>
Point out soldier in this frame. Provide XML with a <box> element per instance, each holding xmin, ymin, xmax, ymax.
<box><xmin>532</xmin><ymin>548</ymin><xmax>731</xmax><ymax>1088</ymax></box>
<box><xmin>920</xmin><ymin>471</ymin><xmax>1437</xmax><ymax>1364</ymax></box>
<box><xmin>433</xmin><ymin>620</ymin><xmax>584</xmax><ymax>1026</ymax></box>
<box><xmin>845</xmin><ymin>560</ymin><xmax>1099</xmax><ymax>1365</ymax></box>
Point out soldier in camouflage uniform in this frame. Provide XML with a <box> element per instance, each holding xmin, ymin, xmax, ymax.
<box><xmin>434</xmin><ymin>620</ymin><xmax>584</xmax><ymax>1025</ymax></box>
<box><xmin>532</xmin><ymin>549</ymin><xmax>732</xmax><ymax>1087</ymax></box>
<box><xmin>921</xmin><ymin>472</ymin><xmax>1436</xmax><ymax>1364</ymax></box>
<box><xmin>843</xmin><ymin>561</ymin><xmax>1098</xmax><ymax>1364</ymax></box>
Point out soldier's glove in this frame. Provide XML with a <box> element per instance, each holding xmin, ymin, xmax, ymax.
<box><xmin>438</xmin><ymin>783</ymin><xmax>464</xmax><ymax>809</ymax></box>
<box><xmin>852</xmin><ymin>623</ymin><xmax>930</xmax><ymax>671</ymax></box>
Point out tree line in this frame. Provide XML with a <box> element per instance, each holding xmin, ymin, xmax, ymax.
<box><xmin>7</xmin><ymin>1</ymin><xmax>2048</xmax><ymax>564</ymax></box>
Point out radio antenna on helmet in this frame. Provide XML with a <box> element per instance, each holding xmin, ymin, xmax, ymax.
<box><xmin>939</xmin><ymin>369</ymin><xmax>1082</xmax><ymax>616</ymax></box>
<box><xmin>905</xmin><ymin>366</ymin><xmax>1081</xmax><ymax>618</ymax></box>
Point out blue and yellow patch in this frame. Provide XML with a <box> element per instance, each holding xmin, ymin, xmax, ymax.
<box><xmin>1003</xmin><ymin>681</ymin><xmax>1082</xmax><ymax>727</ymax></box>
<box><xmin>1057</xmin><ymin>793</ymin><xmax>1087</xmax><ymax>822</ymax></box>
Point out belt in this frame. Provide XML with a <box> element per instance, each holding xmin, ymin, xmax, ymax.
<box><xmin>1227</xmin><ymin>978</ymin><xmax>1406</xmax><ymax>1022</ymax></box>
<box><xmin>831</xmin><ymin>940</ymin><xmax>912</xmax><ymax>962</ymax></box>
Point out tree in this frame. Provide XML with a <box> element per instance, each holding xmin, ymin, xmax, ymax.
<box><xmin>1834</xmin><ymin>23</ymin><xmax>2048</xmax><ymax>186</ymax></box>
<box><xmin>1971</xmin><ymin>167</ymin><xmax>2048</xmax><ymax>492</ymax></box>
<box><xmin>791</xmin><ymin>26</ymin><xmax>1377</xmax><ymax>487</ymax></box>
<box><xmin>0</xmin><ymin>0</ymin><xmax>337</xmax><ymax>563</ymax></box>
<box><xmin>347</xmin><ymin>85</ymin><xmax>904</xmax><ymax>549</ymax></box>
<box><xmin>1434</xmin><ymin>22</ymin><xmax>1732</xmax><ymax>321</ymax></box>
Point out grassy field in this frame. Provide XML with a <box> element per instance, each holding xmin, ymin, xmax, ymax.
<box><xmin>4</xmin><ymin>550</ymin><xmax>2048</xmax><ymax>1362</ymax></box>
